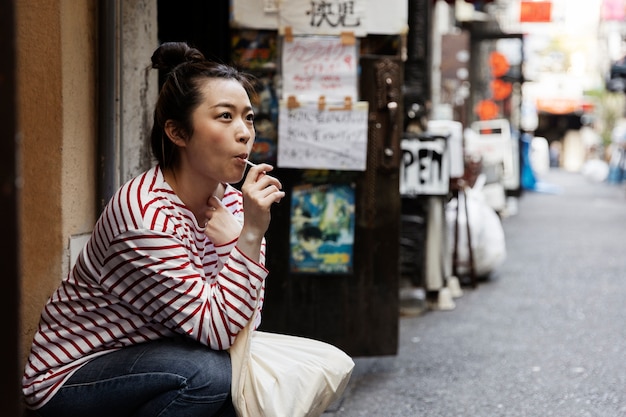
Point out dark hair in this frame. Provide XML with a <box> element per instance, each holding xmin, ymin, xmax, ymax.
<box><xmin>150</xmin><ymin>42</ymin><xmax>256</xmax><ymax>168</ymax></box>
<box><xmin>298</xmin><ymin>223</ymin><xmax>323</xmax><ymax>240</ymax></box>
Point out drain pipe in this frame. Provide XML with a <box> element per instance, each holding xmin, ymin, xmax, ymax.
<box><xmin>97</xmin><ymin>0</ymin><xmax>121</xmax><ymax>213</ymax></box>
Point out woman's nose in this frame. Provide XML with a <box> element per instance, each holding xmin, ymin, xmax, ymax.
<box><xmin>236</xmin><ymin>120</ymin><xmax>252</xmax><ymax>143</ymax></box>
<box><xmin>238</xmin><ymin>133</ymin><xmax>251</xmax><ymax>144</ymax></box>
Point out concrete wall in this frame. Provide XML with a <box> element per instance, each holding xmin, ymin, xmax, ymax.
<box><xmin>17</xmin><ymin>0</ymin><xmax>97</xmax><ymax>363</ymax></box>
<box><xmin>121</xmin><ymin>0</ymin><xmax>159</xmax><ymax>182</ymax></box>
<box><xmin>17</xmin><ymin>0</ymin><xmax>158</xmax><ymax>373</ymax></box>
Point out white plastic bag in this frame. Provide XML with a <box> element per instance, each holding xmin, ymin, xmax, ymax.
<box><xmin>446</xmin><ymin>188</ymin><xmax>506</xmax><ymax>277</ymax></box>
<box><xmin>229</xmin><ymin>315</ymin><xmax>354</xmax><ymax>417</ymax></box>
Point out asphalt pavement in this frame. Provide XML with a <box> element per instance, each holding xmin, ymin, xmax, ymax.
<box><xmin>324</xmin><ymin>168</ymin><xmax>626</xmax><ymax>417</ymax></box>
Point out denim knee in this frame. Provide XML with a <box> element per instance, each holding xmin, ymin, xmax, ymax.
<box><xmin>34</xmin><ymin>338</ymin><xmax>234</xmax><ymax>417</ymax></box>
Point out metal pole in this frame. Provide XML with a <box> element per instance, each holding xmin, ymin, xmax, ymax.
<box><xmin>98</xmin><ymin>0</ymin><xmax>121</xmax><ymax>212</ymax></box>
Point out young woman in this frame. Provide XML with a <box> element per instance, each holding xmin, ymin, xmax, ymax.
<box><xmin>22</xmin><ymin>42</ymin><xmax>284</xmax><ymax>417</ymax></box>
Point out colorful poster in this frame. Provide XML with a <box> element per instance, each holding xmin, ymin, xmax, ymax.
<box><xmin>231</xmin><ymin>30</ymin><xmax>278</xmax><ymax>70</ymax></box>
<box><xmin>289</xmin><ymin>183</ymin><xmax>355</xmax><ymax>274</ymax></box>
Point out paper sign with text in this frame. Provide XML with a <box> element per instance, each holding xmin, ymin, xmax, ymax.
<box><xmin>231</xmin><ymin>0</ymin><xmax>407</xmax><ymax>34</ymax></box>
<box><xmin>279</xmin><ymin>0</ymin><xmax>367</xmax><ymax>36</ymax></box>
<box><xmin>400</xmin><ymin>138</ymin><xmax>450</xmax><ymax>196</ymax></box>
<box><xmin>277</xmin><ymin>100</ymin><xmax>369</xmax><ymax>171</ymax></box>
<box><xmin>282</xmin><ymin>36</ymin><xmax>358</xmax><ymax>101</ymax></box>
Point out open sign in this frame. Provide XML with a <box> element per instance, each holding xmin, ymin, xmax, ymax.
<box><xmin>400</xmin><ymin>136</ymin><xmax>450</xmax><ymax>196</ymax></box>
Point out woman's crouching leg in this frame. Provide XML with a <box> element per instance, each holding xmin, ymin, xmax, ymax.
<box><xmin>36</xmin><ymin>337</ymin><xmax>235</xmax><ymax>417</ymax></box>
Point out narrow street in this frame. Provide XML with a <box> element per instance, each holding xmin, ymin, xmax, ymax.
<box><xmin>327</xmin><ymin>169</ymin><xmax>626</xmax><ymax>417</ymax></box>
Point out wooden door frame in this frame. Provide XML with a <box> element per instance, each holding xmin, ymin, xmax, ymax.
<box><xmin>0</xmin><ymin>0</ymin><xmax>21</xmax><ymax>413</ymax></box>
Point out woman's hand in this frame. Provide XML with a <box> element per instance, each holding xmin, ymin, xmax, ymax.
<box><xmin>237</xmin><ymin>163</ymin><xmax>285</xmax><ymax>261</ymax></box>
<box><xmin>203</xmin><ymin>196</ymin><xmax>242</xmax><ymax>246</ymax></box>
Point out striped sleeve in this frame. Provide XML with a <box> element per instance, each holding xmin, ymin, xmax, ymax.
<box><xmin>101</xmin><ymin>228</ymin><xmax>267</xmax><ymax>350</ymax></box>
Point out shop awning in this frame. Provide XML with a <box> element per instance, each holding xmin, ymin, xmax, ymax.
<box><xmin>535</xmin><ymin>98</ymin><xmax>593</xmax><ymax>115</ymax></box>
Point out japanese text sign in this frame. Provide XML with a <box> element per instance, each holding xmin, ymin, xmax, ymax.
<box><xmin>277</xmin><ymin>101</ymin><xmax>369</xmax><ymax>171</ymax></box>
<box><xmin>282</xmin><ymin>36</ymin><xmax>358</xmax><ymax>101</ymax></box>
<box><xmin>279</xmin><ymin>0</ymin><xmax>366</xmax><ymax>37</ymax></box>
<box><xmin>231</xmin><ymin>0</ymin><xmax>407</xmax><ymax>35</ymax></box>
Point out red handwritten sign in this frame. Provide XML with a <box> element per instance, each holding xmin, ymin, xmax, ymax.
<box><xmin>282</xmin><ymin>36</ymin><xmax>358</xmax><ymax>101</ymax></box>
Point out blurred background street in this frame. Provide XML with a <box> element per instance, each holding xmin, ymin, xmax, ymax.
<box><xmin>326</xmin><ymin>169</ymin><xmax>626</xmax><ymax>417</ymax></box>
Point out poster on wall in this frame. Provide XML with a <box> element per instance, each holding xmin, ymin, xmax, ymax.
<box><xmin>277</xmin><ymin>100</ymin><xmax>369</xmax><ymax>170</ymax></box>
<box><xmin>231</xmin><ymin>29</ymin><xmax>280</xmax><ymax>165</ymax></box>
<box><xmin>289</xmin><ymin>183</ymin><xmax>356</xmax><ymax>274</ymax></box>
<box><xmin>231</xmin><ymin>30</ymin><xmax>278</xmax><ymax>71</ymax></box>
<box><xmin>282</xmin><ymin>36</ymin><xmax>358</xmax><ymax>102</ymax></box>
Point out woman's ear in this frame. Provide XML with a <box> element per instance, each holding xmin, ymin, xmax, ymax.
<box><xmin>164</xmin><ymin>120</ymin><xmax>188</xmax><ymax>147</ymax></box>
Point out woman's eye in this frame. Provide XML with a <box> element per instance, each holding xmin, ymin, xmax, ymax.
<box><xmin>219</xmin><ymin>112</ymin><xmax>232</xmax><ymax>119</ymax></box>
<box><xmin>247</xmin><ymin>114</ymin><xmax>255</xmax><ymax>122</ymax></box>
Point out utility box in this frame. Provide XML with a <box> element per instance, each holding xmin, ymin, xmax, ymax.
<box><xmin>468</xmin><ymin>118</ymin><xmax>520</xmax><ymax>193</ymax></box>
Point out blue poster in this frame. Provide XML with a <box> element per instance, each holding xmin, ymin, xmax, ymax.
<box><xmin>289</xmin><ymin>183</ymin><xmax>355</xmax><ymax>274</ymax></box>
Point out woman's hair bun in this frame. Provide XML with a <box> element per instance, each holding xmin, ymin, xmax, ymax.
<box><xmin>151</xmin><ymin>42</ymin><xmax>205</xmax><ymax>73</ymax></box>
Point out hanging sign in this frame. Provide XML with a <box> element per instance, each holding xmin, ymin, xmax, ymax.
<box><xmin>279</xmin><ymin>0</ymin><xmax>366</xmax><ymax>36</ymax></box>
<box><xmin>277</xmin><ymin>100</ymin><xmax>369</xmax><ymax>171</ymax></box>
<box><xmin>281</xmin><ymin>36</ymin><xmax>358</xmax><ymax>102</ymax></box>
<box><xmin>519</xmin><ymin>1</ymin><xmax>552</xmax><ymax>23</ymax></box>
<box><xmin>232</xmin><ymin>0</ymin><xmax>407</xmax><ymax>34</ymax></box>
<box><xmin>400</xmin><ymin>137</ymin><xmax>450</xmax><ymax>196</ymax></box>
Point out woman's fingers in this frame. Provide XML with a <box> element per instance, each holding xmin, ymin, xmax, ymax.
<box><xmin>203</xmin><ymin>196</ymin><xmax>242</xmax><ymax>245</ymax></box>
<box><xmin>242</xmin><ymin>164</ymin><xmax>284</xmax><ymax>206</ymax></box>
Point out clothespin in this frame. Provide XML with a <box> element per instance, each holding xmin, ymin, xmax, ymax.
<box><xmin>340</xmin><ymin>31</ymin><xmax>356</xmax><ymax>46</ymax></box>
<box><xmin>343</xmin><ymin>96</ymin><xmax>353</xmax><ymax>111</ymax></box>
<box><xmin>284</xmin><ymin>26</ymin><xmax>294</xmax><ymax>43</ymax></box>
<box><xmin>318</xmin><ymin>96</ymin><xmax>326</xmax><ymax>111</ymax></box>
<box><xmin>329</xmin><ymin>96</ymin><xmax>353</xmax><ymax>111</ymax></box>
<box><xmin>287</xmin><ymin>95</ymin><xmax>300</xmax><ymax>109</ymax></box>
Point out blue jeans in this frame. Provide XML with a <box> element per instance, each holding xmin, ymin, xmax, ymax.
<box><xmin>34</xmin><ymin>337</ymin><xmax>236</xmax><ymax>417</ymax></box>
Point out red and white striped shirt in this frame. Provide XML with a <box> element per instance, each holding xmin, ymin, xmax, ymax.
<box><xmin>22</xmin><ymin>166</ymin><xmax>267</xmax><ymax>409</ymax></box>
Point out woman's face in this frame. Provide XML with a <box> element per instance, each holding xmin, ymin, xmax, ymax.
<box><xmin>182</xmin><ymin>78</ymin><xmax>255</xmax><ymax>185</ymax></box>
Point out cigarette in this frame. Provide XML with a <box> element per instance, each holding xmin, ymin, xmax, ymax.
<box><xmin>245</xmin><ymin>159</ymin><xmax>268</xmax><ymax>176</ymax></box>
